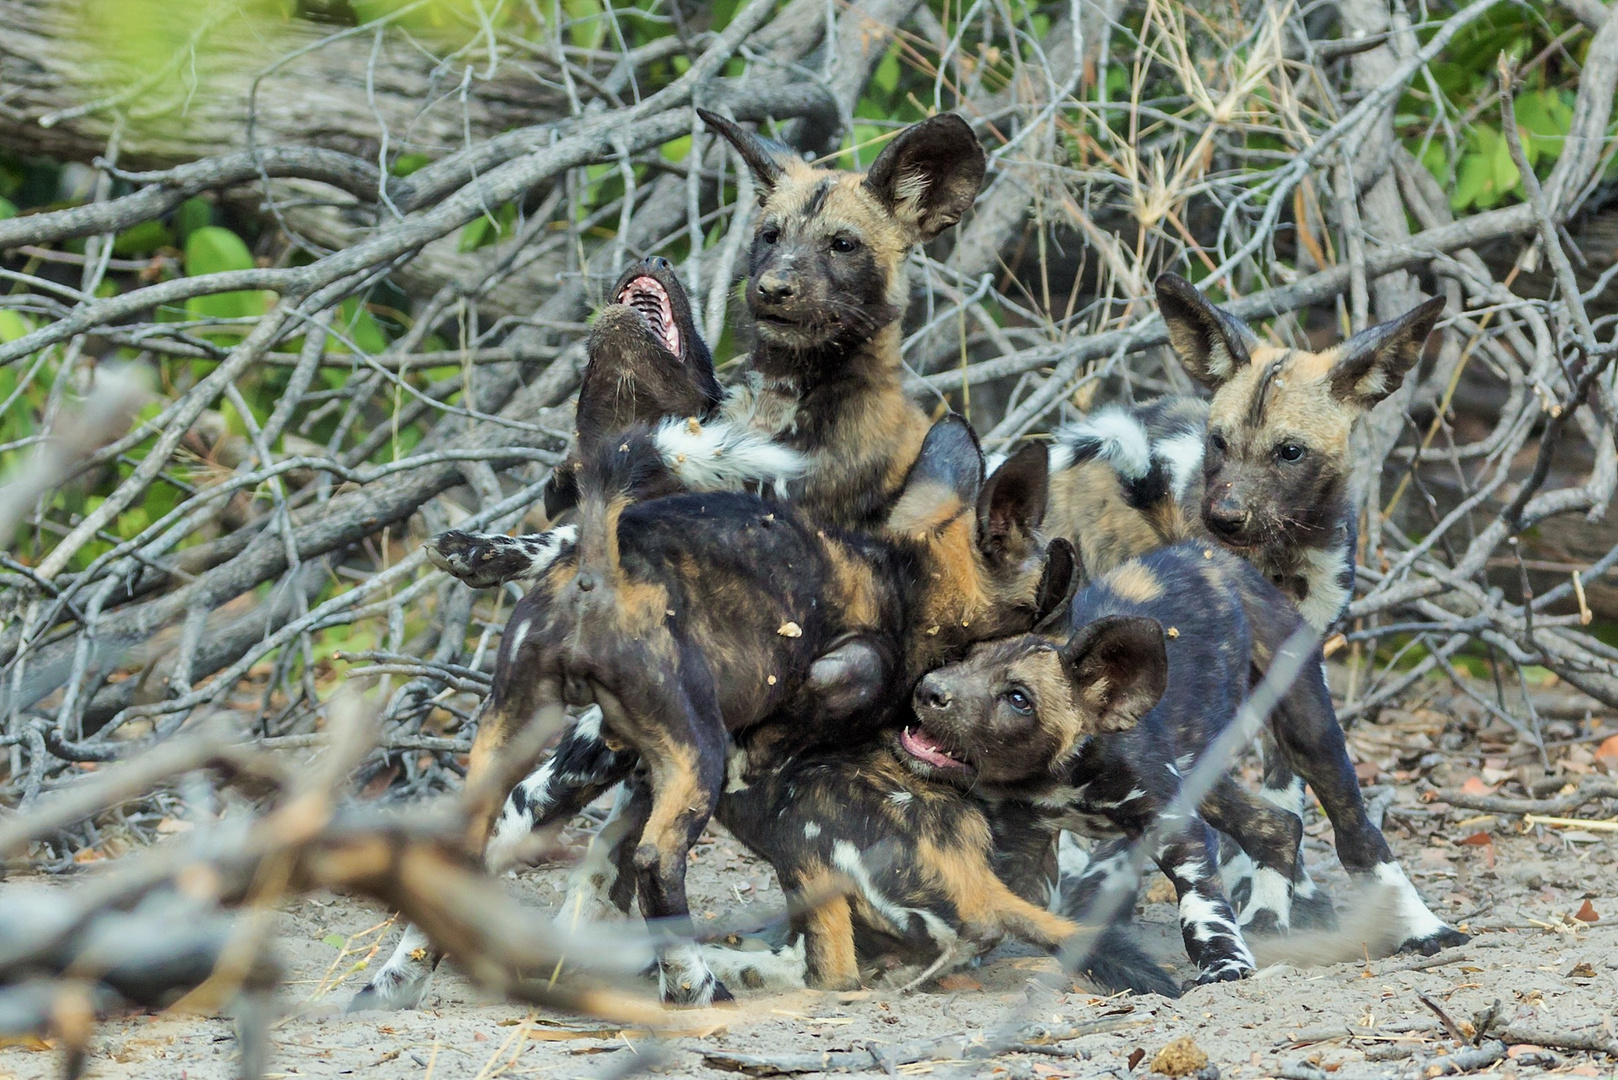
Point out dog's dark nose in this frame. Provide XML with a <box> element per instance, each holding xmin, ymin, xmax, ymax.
<box><xmin>916</xmin><ymin>676</ymin><xmax>952</xmax><ymax>712</ymax></box>
<box><xmin>644</xmin><ymin>256</ymin><xmax>672</xmax><ymax>272</ymax></box>
<box><xmin>755</xmin><ymin>273</ymin><xmax>794</xmax><ymax>303</ymax></box>
<box><xmin>1205</xmin><ymin>495</ymin><xmax>1250</xmax><ymax>537</ymax></box>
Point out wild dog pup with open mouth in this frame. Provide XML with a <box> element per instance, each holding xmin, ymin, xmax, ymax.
<box><xmin>906</xmin><ymin>543</ymin><xmax>1465</xmax><ymax>989</ymax></box>
<box><xmin>428</xmin><ymin>109</ymin><xmax>987</xmax><ymax>590</ymax></box>
<box><xmin>690</xmin><ymin>724</ymin><xmax>1180</xmax><ymax>999</ymax></box>
<box><xmin>353</xmin><ymin>417</ymin><xmax>1073</xmax><ymax>1010</ymax></box>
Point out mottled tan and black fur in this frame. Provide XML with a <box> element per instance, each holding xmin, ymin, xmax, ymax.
<box><xmin>700</xmin><ymin>733</ymin><xmax>1178</xmax><ymax>998</ymax></box>
<box><xmin>430</xmin><ymin>112</ymin><xmax>990</xmax><ymax>593</ymax></box>
<box><xmin>906</xmin><ymin>544</ymin><xmax>1466</xmax><ymax>984</ymax></box>
<box><xmin>1046</xmin><ymin>273</ymin><xmax>1444</xmax><ymax>635</ymax></box>
<box><xmin>358</xmin><ymin>416</ymin><xmax>1074</xmax><ymax>1009</ymax></box>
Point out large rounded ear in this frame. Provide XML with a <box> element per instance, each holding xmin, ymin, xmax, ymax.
<box><xmin>1060</xmin><ymin>615</ymin><xmax>1167</xmax><ymax>734</ymax></box>
<box><xmin>698</xmin><ymin>109</ymin><xmax>794</xmax><ymax>197</ymax></box>
<box><xmin>863</xmin><ymin>113</ymin><xmax>987</xmax><ymax>241</ymax></box>
<box><xmin>1032</xmin><ymin>538</ymin><xmax>1080</xmax><ymax>633</ymax></box>
<box><xmin>1154</xmin><ymin>273</ymin><xmax>1257</xmax><ymax>389</ymax></box>
<box><xmin>1328</xmin><ymin>296</ymin><xmax>1445</xmax><ymax>410</ymax></box>
<box><xmin>976</xmin><ymin>440</ymin><xmax>1049</xmax><ymax>561</ymax></box>
<box><xmin>904</xmin><ymin>412</ymin><xmax>985</xmax><ymax>506</ymax></box>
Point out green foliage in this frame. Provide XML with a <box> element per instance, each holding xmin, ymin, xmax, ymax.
<box><xmin>0</xmin><ymin>197</ymin><xmax>15</xmax><ymax>221</ymax></box>
<box><xmin>458</xmin><ymin>202</ymin><xmax>518</xmax><ymax>252</ymax></box>
<box><xmin>183</xmin><ymin>226</ymin><xmax>271</xmax><ymax>329</ymax></box>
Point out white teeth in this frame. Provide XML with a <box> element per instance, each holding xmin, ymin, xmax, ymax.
<box><xmin>617</xmin><ymin>276</ymin><xmax>680</xmax><ymax>355</ymax></box>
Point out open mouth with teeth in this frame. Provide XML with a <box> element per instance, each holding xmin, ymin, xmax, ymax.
<box><xmin>617</xmin><ymin>275</ymin><xmax>681</xmax><ymax>357</ymax></box>
<box><xmin>898</xmin><ymin>726</ymin><xmax>968</xmax><ymax>770</ymax></box>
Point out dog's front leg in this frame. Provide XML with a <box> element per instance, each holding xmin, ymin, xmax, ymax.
<box><xmin>1270</xmin><ymin>674</ymin><xmax>1467</xmax><ymax>955</ymax></box>
<box><xmin>1151</xmin><ymin>817</ymin><xmax>1255</xmax><ymax>986</ymax></box>
<box><xmin>1202</xmin><ymin>776</ymin><xmax>1303</xmax><ymax>936</ymax></box>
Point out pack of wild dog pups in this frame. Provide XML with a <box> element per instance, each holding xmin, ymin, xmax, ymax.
<box><xmin>349</xmin><ymin>112</ymin><xmax>1468</xmax><ymax>1012</ymax></box>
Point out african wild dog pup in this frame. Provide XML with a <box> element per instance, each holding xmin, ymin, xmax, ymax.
<box><xmin>428</xmin><ymin>109</ymin><xmax>987</xmax><ymax>590</ymax></box>
<box><xmin>1047</xmin><ymin>273</ymin><xmax>1444</xmax><ymax>634</ymax></box>
<box><xmin>354</xmin><ymin>416</ymin><xmax>1074</xmax><ymax>1009</ymax></box>
<box><xmin>1044</xmin><ymin>275</ymin><xmax>1444</xmax><ymax>927</ymax></box>
<box><xmin>430</xmin><ymin>254</ymin><xmax>794</xmax><ymax>589</ymax></box>
<box><xmin>694</xmin><ymin>723</ymin><xmax>1181</xmax><ymax>999</ymax></box>
<box><xmin>907</xmin><ymin>544</ymin><xmax>1466</xmax><ymax>984</ymax></box>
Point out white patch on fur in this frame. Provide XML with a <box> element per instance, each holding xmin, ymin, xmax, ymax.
<box><xmin>653</xmin><ymin>416</ymin><xmax>807</xmax><ymax>494</ymax></box>
<box><xmin>830</xmin><ymin>841</ymin><xmax>958</xmax><ymax>953</ymax></box>
<box><xmin>1372</xmin><ymin>862</ymin><xmax>1449</xmax><ymax>941</ymax></box>
<box><xmin>1157</xmin><ymin>431</ymin><xmax>1205</xmax><ymax>503</ymax></box>
<box><xmin>1259</xmin><ymin>777</ymin><xmax>1306</xmax><ymax>820</ymax></box>
<box><xmin>699</xmin><ymin>937</ymin><xmax>809</xmax><ymax>992</ymax></box>
<box><xmin>1053</xmin><ymin>831</ymin><xmax>1091</xmax><ymax>911</ymax></box>
<box><xmin>1297</xmin><ymin>545</ymin><xmax>1351</xmax><ymax>633</ymax></box>
<box><xmin>1177</xmin><ymin>891</ymin><xmax>1241</xmax><ymax>945</ymax></box>
<box><xmin>657</xmin><ymin>942</ymin><xmax>721</xmax><ymax>1005</ymax></box>
<box><xmin>887</xmin><ymin>790</ymin><xmax>913</xmax><ymax>807</ymax></box>
<box><xmin>1238</xmin><ymin>867</ymin><xmax>1294</xmax><ymax>931</ymax></box>
<box><xmin>504</xmin><ymin>524</ymin><xmax>578</xmax><ymax>582</ymax></box>
<box><xmin>1053</xmin><ymin>408</ymin><xmax>1152</xmax><ymax>480</ymax></box>
<box><xmin>554</xmin><ymin>786</ymin><xmax>639</xmax><ymax>930</ymax></box>
<box><xmin>724</xmin><ymin>744</ymin><xmax>751</xmax><ymax>794</ymax></box>
<box><xmin>1220</xmin><ymin>848</ymin><xmax>1256</xmax><ymax>891</ymax></box>
<box><xmin>353</xmin><ymin>924</ymin><xmax>438</xmax><ymax>1010</ymax></box>
<box><xmin>486</xmin><ymin>759</ymin><xmax>553</xmax><ymax>873</ymax></box>
<box><xmin>803</xmin><ymin>821</ymin><xmax>821</xmax><ymax>840</ymax></box>
<box><xmin>574</xmin><ymin>704</ymin><xmax>603</xmax><ymax>742</ymax></box>
<box><xmin>506</xmin><ymin>618</ymin><xmax>531</xmax><ymax>657</ymax></box>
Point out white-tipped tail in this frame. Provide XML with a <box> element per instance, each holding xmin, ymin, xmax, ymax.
<box><xmin>653</xmin><ymin>416</ymin><xmax>807</xmax><ymax>494</ymax></box>
<box><xmin>1051</xmin><ymin>407</ymin><xmax>1153</xmax><ymax>480</ymax></box>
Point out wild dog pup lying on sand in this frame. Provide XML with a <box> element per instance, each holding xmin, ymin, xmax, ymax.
<box><xmin>905</xmin><ymin>543</ymin><xmax>1466</xmax><ymax>985</ymax></box>
<box><xmin>429</xmin><ymin>108</ymin><xmax>987</xmax><ymax>592</ymax></box>
<box><xmin>354</xmin><ymin>417</ymin><xmax>1074</xmax><ymax>1009</ymax></box>
<box><xmin>694</xmin><ymin>722</ymin><xmax>1181</xmax><ymax>999</ymax></box>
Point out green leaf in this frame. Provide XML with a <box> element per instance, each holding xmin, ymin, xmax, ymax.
<box><xmin>0</xmin><ymin>310</ymin><xmax>33</xmax><ymax>343</ymax></box>
<box><xmin>175</xmin><ymin>197</ymin><xmax>213</xmax><ymax>244</ymax></box>
<box><xmin>185</xmin><ymin>226</ymin><xmax>254</xmax><ymax>277</ymax></box>
<box><xmin>391</xmin><ymin>152</ymin><xmax>431</xmax><ymax>177</ymax></box>
<box><xmin>322</xmin><ymin>934</ymin><xmax>346</xmax><ymax>950</ymax></box>
<box><xmin>871</xmin><ymin>44</ymin><xmax>902</xmax><ymax>97</ymax></box>
<box><xmin>0</xmin><ymin>196</ymin><xmax>15</xmax><ymax>221</ymax></box>
<box><xmin>184</xmin><ymin>225</ymin><xmax>269</xmax><ymax>327</ymax></box>
<box><xmin>112</xmin><ymin>219</ymin><xmax>174</xmax><ymax>256</ymax></box>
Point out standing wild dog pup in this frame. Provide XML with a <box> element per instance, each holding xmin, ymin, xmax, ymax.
<box><xmin>354</xmin><ymin>417</ymin><xmax>1073</xmax><ymax>1009</ymax></box>
<box><xmin>428</xmin><ymin>109</ymin><xmax>987</xmax><ymax>590</ymax></box>
<box><xmin>908</xmin><ymin>544</ymin><xmax>1466</xmax><ymax>984</ymax></box>
<box><xmin>1047</xmin><ymin>273</ymin><xmax>1445</xmax><ymax>634</ymax></box>
<box><xmin>1045</xmin><ymin>275</ymin><xmax>1443</xmax><ymax>926</ymax></box>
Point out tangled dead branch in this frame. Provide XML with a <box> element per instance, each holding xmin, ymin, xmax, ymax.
<box><xmin>1</xmin><ymin>0</ymin><xmax>1618</xmax><ymax>1073</ymax></box>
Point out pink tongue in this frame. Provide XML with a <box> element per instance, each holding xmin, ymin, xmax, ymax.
<box><xmin>900</xmin><ymin>726</ymin><xmax>964</xmax><ymax>769</ymax></box>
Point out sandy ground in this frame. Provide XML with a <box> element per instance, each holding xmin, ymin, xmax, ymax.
<box><xmin>2</xmin><ymin>699</ymin><xmax>1616</xmax><ymax>1080</ymax></box>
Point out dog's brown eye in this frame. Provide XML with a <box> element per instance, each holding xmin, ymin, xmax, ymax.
<box><xmin>831</xmin><ymin>236</ymin><xmax>859</xmax><ymax>254</ymax></box>
<box><xmin>761</xmin><ymin>227</ymin><xmax>781</xmax><ymax>245</ymax></box>
<box><xmin>1208</xmin><ymin>431</ymin><xmax>1228</xmax><ymax>454</ymax></box>
<box><xmin>1277</xmin><ymin>442</ymin><xmax>1305</xmax><ymax>462</ymax></box>
<box><xmin>1004</xmin><ymin>688</ymin><xmax>1033</xmax><ymax>715</ymax></box>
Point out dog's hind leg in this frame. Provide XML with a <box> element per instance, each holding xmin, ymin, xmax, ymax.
<box><xmin>1202</xmin><ymin>777</ymin><xmax>1301</xmax><ymax>936</ymax></box>
<box><xmin>486</xmin><ymin>706</ymin><xmax>637</xmax><ymax>872</ymax></box>
<box><xmin>599</xmin><ymin>681</ymin><xmax>732</xmax><ymax>1006</ymax></box>
<box><xmin>1270</xmin><ymin>657</ymin><xmax>1466</xmax><ymax>955</ymax></box>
